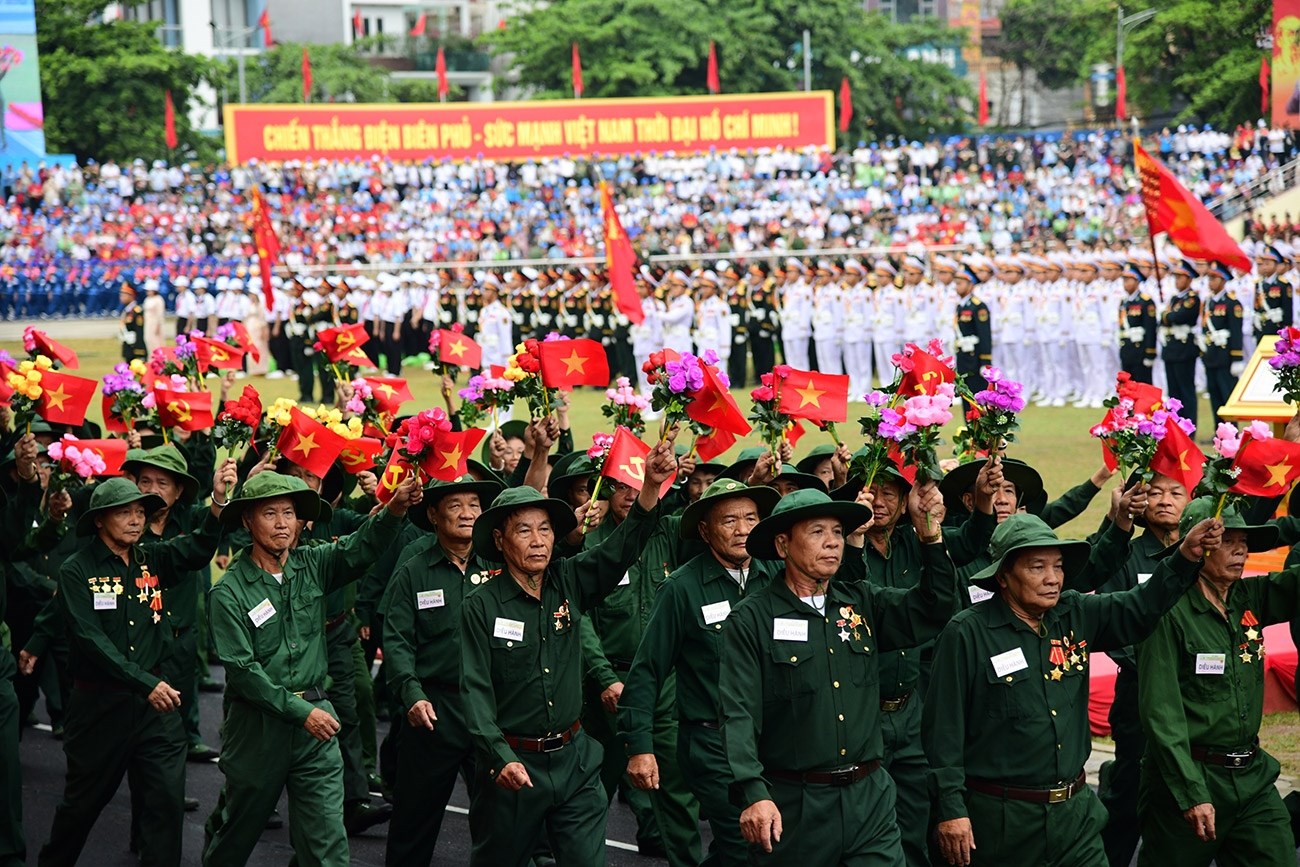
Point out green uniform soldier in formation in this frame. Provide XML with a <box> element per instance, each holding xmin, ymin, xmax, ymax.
<box><xmin>924</xmin><ymin>512</ymin><xmax>1219</xmax><ymax>867</ymax></box>
<box><xmin>1118</xmin><ymin>266</ymin><xmax>1157</xmax><ymax>385</ymax></box>
<box><xmin>1202</xmin><ymin>261</ymin><xmax>1244</xmax><ymax>425</ymax></box>
<box><xmin>202</xmin><ymin>471</ymin><xmax>421</xmax><ymax>867</ymax></box>
<box><xmin>1160</xmin><ymin>260</ymin><xmax>1203</xmax><ymax>430</ymax></box>
<box><xmin>39</xmin><ymin>464</ymin><xmax>231</xmax><ymax>867</ymax></box>
<box><xmin>721</xmin><ymin>485</ymin><xmax>957</xmax><ymax>865</ymax></box>
<box><xmin>1137</xmin><ymin>498</ymin><xmax>1300</xmax><ymax>867</ymax></box>
<box><xmin>381</xmin><ymin>473</ymin><xmax>502</xmax><ymax>866</ymax></box>
<box><xmin>120</xmin><ymin>284</ymin><xmax>146</xmax><ymax>363</ymax></box>
<box><xmin>458</xmin><ymin>437</ymin><xmax>677</xmax><ymax>867</ymax></box>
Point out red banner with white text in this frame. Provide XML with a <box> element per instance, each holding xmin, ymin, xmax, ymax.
<box><xmin>223</xmin><ymin>92</ymin><xmax>834</xmax><ymax>163</ymax></box>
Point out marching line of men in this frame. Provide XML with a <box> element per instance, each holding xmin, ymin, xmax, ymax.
<box><xmin>7</xmin><ymin>388</ymin><xmax>1300</xmax><ymax>867</ymax></box>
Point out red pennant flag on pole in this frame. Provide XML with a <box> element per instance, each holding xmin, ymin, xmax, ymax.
<box><xmin>352</xmin><ymin>9</ymin><xmax>363</xmax><ymax>37</ymax></box>
<box><xmin>277</xmin><ymin>407</ymin><xmax>347</xmax><ymax>479</ymax></box>
<box><xmin>1262</xmin><ymin>55</ymin><xmax>1271</xmax><ymax>116</ymax></box>
<box><xmin>838</xmin><ymin>77</ymin><xmax>852</xmax><ymax>134</ymax></box>
<box><xmin>602</xmin><ymin>427</ymin><xmax>675</xmax><ymax>497</ymax></box>
<box><xmin>599</xmin><ymin>182</ymin><xmax>644</xmax><ymax>324</ymax></box>
<box><xmin>250</xmin><ymin>186</ymin><xmax>280</xmax><ymax>312</ymax></box>
<box><xmin>411</xmin><ymin>12</ymin><xmax>427</xmax><ymax>36</ymax></box>
<box><xmin>538</xmin><ymin>338</ymin><xmax>610</xmax><ymax>388</ymax></box>
<box><xmin>436</xmin><ymin>46</ymin><xmax>449</xmax><ymax>102</ymax></box>
<box><xmin>777</xmin><ymin>369</ymin><xmax>850</xmax><ymax>423</ymax></box>
<box><xmin>694</xmin><ymin>428</ymin><xmax>736</xmax><ymax>463</ymax></box>
<box><xmin>571</xmin><ymin>43</ymin><xmax>584</xmax><ymax>98</ymax></box>
<box><xmin>164</xmin><ymin>89</ymin><xmax>178</xmax><ymax>150</ymax></box>
<box><xmin>706</xmin><ymin>41</ymin><xmax>720</xmax><ymax>94</ymax></box>
<box><xmin>1115</xmin><ymin>64</ymin><xmax>1127</xmax><ymax>122</ymax></box>
<box><xmin>686</xmin><ymin>362</ymin><xmax>752</xmax><ymax>436</ymax></box>
<box><xmin>153</xmin><ymin>387</ymin><xmax>213</xmax><ymax>432</ymax></box>
<box><xmin>1228</xmin><ymin>433</ymin><xmax>1300</xmax><ymax>497</ymax></box>
<box><xmin>258</xmin><ymin>8</ymin><xmax>273</xmax><ymax>47</ymax></box>
<box><xmin>36</xmin><ymin>371</ymin><xmax>97</xmax><ymax>426</ymax></box>
<box><xmin>302</xmin><ymin>47</ymin><xmax>312</xmax><ymax>103</ymax></box>
<box><xmin>437</xmin><ymin>329</ymin><xmax>482</xmax><ymax>369</ymax></box>
<box><xmin>1147</xmin><ymin>416</ymin><xmax>1206</xmax><ymax>494</ymax></box>
<box><xmin>1134</xmin><ymin>141</ymin><xmax>1251</xmax><ymax>271</ymax></box>
<box><xmin>978</xmin><ymin>70</ymin><xmax>989</xmax><ymax>126</ymax></box>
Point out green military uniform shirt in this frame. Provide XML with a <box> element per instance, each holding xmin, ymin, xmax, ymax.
<box><xmin>1100</xmin><ymin>527</ymin><xmax>1170</xmax><ymax>669</ymax></box>
<box><xmin>722</xmin><ymin>542</ymin><xmax>958</xmax><ymax>807</ymax></box>
<box><xmin>924</xmin><ymin>552</ymin><xmax>1200</xmax><ymax>823</ymax></box>
<box><xmin>208</xmin><ymin>510</ymin><xmax>403</xmax><ymax>726</ymax></box>
<box><xmin>1137</xmin><ymin>565</ymin><xmax>1300</xmax><ymax>810</ymax></box>
<box><xmin>460</xmin><ymin>501</ymin><xmax>659</xmax><ymax>776</ymax></box>
<box><xmin>58</xmin><ymin>511</ymin><xmax>221</xmax><ymax>692</ymax></box>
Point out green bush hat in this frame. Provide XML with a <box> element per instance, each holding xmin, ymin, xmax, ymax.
<box><xmin>472</xmin><ymin>486</ymin><xmax>578</xmax><ymax>562</ymax></box>
<box><xmin>549</xmin><ymin>452</ymin><xmax>600</xmax><ymax>503</ymax></box>
<box><xmin>745</xmin><ymin>488</ymin><xmax>873</xmax><ymax>560</ymax></box>
<box><xmin>1164</xmin><ymin>496</ymin><xmax>1278</xmax><ymax>556</ymax></box>
<box><xmin>968</xmin><ymin>514</ymin><xmax>1091</xmax><ymax>592</ymax></box>
<box><xmin>939</xmin><ymin>457</ymin><xmax>1044</xmax><ymax>516</ymax></box>
<box><xmin>479</xmin><ymin>419</ymin><xmax>528</xmax><ymax>465</ymax></box>
<box><xmin>680</xmin><ymin>479</ymin><xmax>781</xmax><ymax>540</ymax></box>
<box><xmin>716</xmin><ymin>446</ymin><xmax>770</xmax><ymax>481</ymax></box>
<box><xmin>76</xmin><ymin>477</ymin><xmax>166</xmax><ymax>537</ymax></box>
<box><xmin>829</xmin><ymin>462</ymin><xmax>912</xmax><ymax>503</ymax></box>
<box><xmin>409</xmin><ymin>474</ymin><xmax>505</xmax><ymax>534</ymax></box>
<box><xmin>218</xmin><ymin>472</ymin><xmax>321</xmax><ymax>530</ymax></box>
<box><xmin>122</xmin><ymin>444</ymin><xmax>201</xmax><ymax>503</ymax></box>
<box><xmin>795</xmin><ymin>443</ymin><xmax>837</xmax><ymax>476</ymax></box>
<box><xmin>769</xmin><ymin>464</ymin><xmax>828</xmax><ymax>494</ymax></box>
<box><xmin>465</xmin><ymin>458</ymin><xmax>505</xmax><ymax>485</ymax></box>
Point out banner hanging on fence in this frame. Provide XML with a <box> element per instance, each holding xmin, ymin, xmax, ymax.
<box><xmin>223</xmin><ymin>91</ymin><xmax>834</xmax><ymax>163</ymax></box>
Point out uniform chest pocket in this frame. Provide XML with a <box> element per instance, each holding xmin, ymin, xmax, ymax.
<box><xmin>845</xmin><ymin>639</ymin><xmax>878</xmax><ymax>686</ymax></box>
<box><xmin>415</xmin><ymin>602</ymin><xmax>455</xmax><ymax>641</ymax></box>
<box><xmin>984</xmin><ymin>667</ymin><xmax>1038</xmax><ymax>720</ymax></box>
<box><xmin>768</xmin><ymin>645</ymin><xmax>817</xmax><ymax>700</ymax></box>
<box><xmin>490</xmin><ymin>636</ymin><xmax>536</xmax><ymax>682</ymax></box>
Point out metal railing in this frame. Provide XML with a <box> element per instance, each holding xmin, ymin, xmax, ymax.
<box><xmin>1206</xmin><ymin>155</ymin><xmax>1300</xmax><ymax>222</ymax></box>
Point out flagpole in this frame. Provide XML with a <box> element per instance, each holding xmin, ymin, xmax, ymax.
<box><xmin>1133</xmin><ymin>136</ymin><xmax>1166</xmax><ymax>292</ymax></box>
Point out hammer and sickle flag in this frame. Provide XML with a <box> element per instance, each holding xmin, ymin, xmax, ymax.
<box><xmin>375</xmin><ymin>451</ymin><xmax>417</xmax><ymax>505</ymax></box>
<box><xmin>600</xmin><ymin>427</ymin><xmax>675</xmax><ymax>497</ymax></box>
<box><xmin>153</xmin><ymin>386</ymin><xmax>213</xmax><ymax>432</ymax></box>
<box><xmin>319</xmin><ymin>323</ymin><xmax>376</xmax><ymax>367</ymax></box>
<box><xmin>339</xmin><ymin>436</ymin><xmax>384</xmax><ymax>475</ymax></box>
<box><xmin>193</xmin><ymin>336</ymin><xmax>247</xmax><ymax>372</ymax></box>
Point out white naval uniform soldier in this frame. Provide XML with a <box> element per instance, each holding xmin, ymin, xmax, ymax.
<box><xmin>841</xmin><ymin>259</ymin><xmax>873</xmax><ymax>400</ymax></box>
<box><xmin>173</xmin><ymin>276</ymin><xmax>196</xmax><ymax>337</ymax></box>
<box><xmin>779</xmin><ymin>258</ymin><xmax>813</xmax><ymax>369</ymax></box>
<box><xmin>662</xmin><ymin>271</ymin><xmax>695</xmax><ymax>355</ymax></box>
<box><xmin>692</xmin><ymin>271</ymin><xmax>732</xmax><ymax>361</ymax></box>
<box><xmin>811</xmin><ymin>260</ymin><xmax>845</xmax><ymax>374</ymax></box>
<box><xmin>872</xmin><ymin>260</ymin><xmax>904</xmax><ymax>382</ymax></box>
<box><xmin>477</xmin><ymin>275</ymin><xmax>515</xmax><ymax>372</ymax></box>
<box><xmin>631</xmin><ymin>268</ymin><xmax>666</xmax><ymax>406</ymax></box>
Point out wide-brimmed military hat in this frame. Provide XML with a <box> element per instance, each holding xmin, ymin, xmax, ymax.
<box><xmin>548</xmin><ymin>451</ymin><xmax>597</xmax><ymax>503</ymax></box>
<box><xmin>745</xmin><ymin>488</ymin><xmax>873</xmax><ymax>560</ymax></box>
<box><xmin>76</xmin><ymin>477</ymin><xmax>166</xmax><ymax>537</ymax></box>
<box><xmin>465</xmin><ymin>457</ymin><xmax>505</xmax><ymax>485</ymax></box>
<box><xmin>680</xmin><ymin>479</ymin><xmax>781</xmax><ymax>540</ymax></box>
<box><xmin>479</xmin><ymin>419</ymin><xmax>528</xmax><ymax>466</ymax></box>
<box><xmin>939</xmin><ymin>457</ymin><xmax>1044</xmax><ymax>516</ymax></box>
<box><xmin>472</xmin><ymin>486</ymin><xmax>577</xmax><ymax>562</ymax></box>
<box><xmin>123</xmin><ymin>444</ymin><xmax>201</xmax><ymax>503</ymax></box>
<box><xmin>716</xmin><ymin>446</ymin><xmax>770</xmax><ymax>481</ymax></box>
<box><xmin>1161</xmin><ymin>496</ymin><xmax>1279</xmax><ymax>556</ymax></box>
<box><xmin>768</xmin><ymin>464</ymin><xmax>829</xmax><ymax>494</ymax></box>
<box><xmin>968</xmin><ymin>514</ymin><xmax>1091</xmax><ymax>592</ymax></box>
<box><xmin>794</xmin><ymin>444</ymin><xmax>836</xmax><ymax>476</ymax></box>
<box><xmin>218</xmin><ymin>472</ymin><xmax>321</xmax><ymax>530</ymax></box>
<box><xmin>409</xmin><ymin>473</ymin><xmax>504</xmax><ymax>534</ymax></box>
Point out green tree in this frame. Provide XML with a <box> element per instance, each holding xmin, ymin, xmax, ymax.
<box><xmin>483</xmin><ymin>0</ymin><xmax>972</xmax><ymax>140</ymax></box>
<box><xmin>36</xmin><ymin>0</ymin><xmax>211</xmax><ymax>162</ymax></box>
<box><xmin>216</xmin><ymin>40</ymin><xmax>390</xmax><ymax>104</ymax></box>
<box><xmin>995</xmin><ymin>0</ymin><xmax>1111</xmax><ymax>92</ymax></box>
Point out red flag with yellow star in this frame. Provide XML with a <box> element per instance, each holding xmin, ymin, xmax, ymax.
<box><xmin>319</xmin><ymin>323</ymin><xmax>376</xmax><ymax>367</ymax></box>
<box><xmin>27</xmin><ymin>328</ymin><xmax>79</xmax><ymax>369</ymax></box>
<box><xmin>153</xmin><ymin>386</ymin><xmax>213</xmax><ymax>432</ymax></box>
<box><xmin>35</xmin><ymin>370</ymin><xmax>96</xmax><ymax>426</ymax></box>
<box><xmin>538</xmin><ymin>338</ymin><xmax>610</xmax><ymax>388</ymax></box>
<box><xmin>375</xmin><ymin>451</ymin><xmax>417</xmax><ymax>505</ymax></box>
<box><xmin>600</xmin><ymin>182</ymin><xmax>645</xmax><ymax>324</ymax></box>
<box><xmin>694</xmin><ymin>427</ymin><xmax>736</xmax><ymax>463</ymax></box>
<box><xmin>192</xmin><ymin>336</ymin><xmax>247</xmax><ymax>372</ymax></box>
<box><xmin>56</xmin><ymin>437</ymin><xmax>128</xmax><ymax>476</ymax></box>
<box><xmin>421</xmin><ymin>427</ymin><xmax>487</xmax><ymax>482</ymax></box>
<box><xmin>601</xmin><ymin>427</ymin><xmax>675</xmax><ymax>497</ymax></box>
<box><xmin>686</xmin><ymin>362</ymin><xmax>752</xmax><ymax>436</ymax></box>
<box><xmin>1148</xmin><ymin>416</ymin><xmax>1205</xmax><ymax>494</ymax></box>
<box><xmin>339</xmin><ymin>436</ymin><xmax>384</xmax><ymax>474</ymax></box>
<box><xmin>437</xmin><ymin>329</ymin><xmax>482</xmax><ymax>369</ymax></box>
<box><xmin>276</xmin><ymin>407</ymin><xmax>347</xmax><ymax>479</ymax></box>
<box><xmin>250</xmin><ymin>186</ymin><xmax>281</xmax><ymax>311</ymax></box>
<box><xmin>362</xmin><ymin>376</ymin><xmax>414</xmax><ymax>414</ymax></box>
<box><xmin>777</xmin><ymin>368</ymin><xmax>849</xmax><ymax>424</ymax></box>
<box><xmin>1228</xmin><ymin>433</ymin><xmax>1300</xmax><ymax>497</ymax></box>
<box><xmin>1134</xmin><ymin>141</ymin><xmax>1250</xmax><ymax>272</ymax></box>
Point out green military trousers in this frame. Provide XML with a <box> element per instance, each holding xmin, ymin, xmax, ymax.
<box><xmin>0</xmin><ymin>660</ymin><xmax>23</xmax><ymax>867</ymax></box>
<box><xmin>325</xmin><ymin>623</ymin><xmax>370</xmax><ymax>805</ymax></box>
<box><xmin>166</xmin><ymin>626</ymin><xmax>203</xmax><ymax>747</ymax></box>
<box><xmin>352</xmin><ymin>637</ymin><xmax>378</xmax><ymax>777</ymax></box>
<box><xmin>468</xmin><ymin>727</ymin><xmax>607</xmax><ymax>867</ymax></box>
<box><xmin>38</xmin><ymin>687</ymin><xmax>187</xmax><ymax>867</ymax></box>
<box><xmin>678</xmin><ymin>722</ymin><xmax>747</xmax><ymax>867</ymax></box>
<box><xmin>385</xmin><ymin>685</ymin><xmax>476</xmax><ymax>867</ymax></box>
<box><xmin>755</xmin><ymin>768</ymin><xmax>904</xmax><ymax>866</ymax></box>
<box><xmin>1137</xmin><ymin>750</ymin><xmax>1293</xmax><ymax>867</ymax></box>
<box><xmin>202</xmin><ymin>697</ymin><xmax>348</xmax><ymax>867</ymax></box>
<box><xmin>963</xmin><ymin>785</ymin><xmax>1107</xmax><ymax>867</ymax></box>
<box><xmin>880</xmin><ymin>693</ymin><xmax>931</xmax><ymax>867</ymax></box>
<box><xmin>1099</xmin><ymin>666</ymin><xmax>1144</xmax><ymax>867</ymax></box>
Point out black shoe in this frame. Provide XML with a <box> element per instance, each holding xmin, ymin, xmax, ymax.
<box><xmin>198</xmin><ymin>680</ymin><xmax>224</xmax><ymax>694</ymax></box>
<box><xmin>637</xmin><ymin>838</ymin><xmax>668</xmax><ymax>858</ymax></box>
<box><xmin>184</xmin><ymin>797</ymin><xmax>200</xmax><ymax>812</ymax></box>
<box><xmin>367</xmin><ymin>773</ymin><xmax>388</xmax><ymax>798</ymax></box>
<box><xmin>51</xmin><ymin>725</ymin><xmax>64</xmax><ymax>740</ymax></box>
<box><xmin>188</xmin><ymin>743</ymin><xmax>221</xmax><ymax>763</ymax></box>
<box><xmin>266</xmin><ymin>808</ymin><xmax>284</xmax><ymax>830</ymax></box>
<box><xmin>344</xmin><ymin>800</ymin><xmax>393</xmax><ymax>836</ymax></box>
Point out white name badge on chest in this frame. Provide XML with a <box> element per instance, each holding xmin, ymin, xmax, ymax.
<box><xmin>772</xmin><ymin>618</ymin><xmax>808</xmax><ymax>642</ymax></box>
<box><xmin>417</xmin><ymin>589</ymin><xmax>445</xmax><ymax>610</ymax></box>
<box><xmin>493</xmin><ymin>617</ymin><xmax>525</xmax><ymax>641</ymax></box>
<box><xmin>248</xmin><ymin>598</ymin><xmax>276</xmax><ymax>628</ymax></box>
<box><xmin>617</xmin><ymin>573</ymin><xmax>631</xmax><ymax>586</ymax></box>
<box><xmin>1195</xmin><ymin>653</ymin><xmax>1227</xmax><ymax>675</ymax></box>
<box><xmin>93</xmin><ymin>592</ymin><xmax>117</xmax><ymax>611</ymax></box>
<box><xmin>701</xmin><ymin>601</ymin><xmax>731</xmax><ymax>625</ymax></box>
<box><xmin>990</xmin><ymin>647</ymin><xmax>1029</xmax><ymax>678</ymax></box>
<box><xmin>967</xmin><ymin>585</ymin><xmax>994</xmax><ymax>605</ymax></box>
<box><xmin>1137</xmin><ymin>573</ymin><xmax>1152</xmax><ymax>585</ymax></box>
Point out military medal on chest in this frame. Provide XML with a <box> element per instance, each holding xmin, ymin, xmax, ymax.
<box><xmin>1048</xmin><ymin>632</ymin><xmax>1089</xmax><ymax>680</ymax></box>
<box><xmin>1238</xmin><ymin>609</ymin><xmax>1264</xmax><ymax>664</ymax></box>
<box><xmin>553</xmin><ymin>600</ymin><xmax>572</xmax><ymax>632</ymax></box>
<box><xmin>835</xmin><ymin>604</ymin><xmax>869</xmax><ymax>643</ymax></box>
<box><xmin>135</xmin><ymin>564</ymin><xmax>164</xmax><ymax>624</ymax></box>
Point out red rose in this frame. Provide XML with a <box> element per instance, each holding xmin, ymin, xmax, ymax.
<box><xmin>524</xmin><ymin>339</ymin><xmax>540</xmax><ymax>355</ymax></box>
<box><xmin>648</xmin><ymin>351</ymin><xmax>665</xmax><ymax>369</ymax></box>
<box><xmin>518</xmin><ymin>354</ymin><xmax>540</xmax><ymax>373</ymax></box>
<box><xmin>965</xmin><ymin>407</ymin><xmax>982</xmax><ymax>422</ymax></box>
<box><xmin>750</xmin><ymin>385</ymin><xmax>774</xmax><ymax>402</ymax></box>
<box><xmin>772</xmin><ymin>364</ymin><xmax>792</xmax><ymax>379</ymax></box>
<box><xmin>760</xmin><ymin>372</ymin><xmax>773</xmax><ymax>387</ymax></box>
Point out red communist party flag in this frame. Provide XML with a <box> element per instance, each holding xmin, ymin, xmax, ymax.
<box><xmin>37</xmin><ymin>370</ymin><xmax>97</xmax><ymax>426</ymax></box>
<box><xmin>1147</xmin><ymin>416</ymin><xmax>1206</xmax><ymax>494</ymax></box>
<box><xmin>153</xmin><ymin>387</ymin><xmax>213</xmax><ymax>432</ymax></box>
<box><xmin>602</xmin><ymin>427</ymin><xmax>674</xmax><ymax>497</ymax></box>
<box><xmin>193</xmin><ymin>335</ymin><xmax>246</xmax><ymax>372</ymax></box>
<box><xmin>375</xmin><ymin>451</ymin><xmax>416</xmax><ymax>505</ymax></box>
<box><xmin>1228</xmin><ymin>434</ymin><xmax>1300</xmax><ymax>497</ymax></box>
<box><xmin>1134</xmin><ymin>141</ymin><xmax>1251</xmax><ymax>271</ymax></box>
<box><xmin>339</xmin><ymin>437</ymin><xmax>384</xmax><ymax>474</ymax></box>
<box><xmin>896</xmin><ymin>348</ymin><xmax>955</xmax><ymax>397</ymax></box>
<box><xmin>438</xmin><ymin>329</ymin><xmax>482</xmax><ymax>369</ymax></box>
<box><xmin>538</xmin><ymin>338</ymin><xmax>610</xmax><ymax>388</ymax></box>
<box><xmin>600</xmin><ymin>182</ymin><xmax>644</xmax><ymax>324</ymax></box>
<box><xmin>319</xmin><ymin>323</ymin><xmax>375</xmax><ymax>366</ymax></box>
<box><xmin>230</xmin><ymin>321</ymin><xmax>260</xmax><ymax>362</ymax></box>
<box><xmin>777</xmin><ymin>368</ymin><xmax>850</xmax><ymax>423</ymax></box>
<box><xmin>276</xmin><ymin>407</ymin><xmax>347</xmax><ymax>479</ymax></box>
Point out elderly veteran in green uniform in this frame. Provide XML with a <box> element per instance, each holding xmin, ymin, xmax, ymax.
<box><xmin>1136</xmin><ymin>498</ymin><xmax>1299</xmax><ymax>867</ymax></box>
<box><xmin>721</xmin><ymin>483</ymin><xmax>958</xmax><ymax>865</ymax></box>
<box><xmin>39</xmin><ymin>464</ymin><xmax>232</xmax><ymax>867</ymax></box>
<box><xmin>201</xmin><ymin>470</ymin><xmax>421</xmax><ymax>867</ymax></box>
<box><xmin>922</xmin><ymin>511</ymin><xmax>1219</xmax><ymax>867</ymax></box>
<box><xmin>459</xmin><ymin>436</ymin><xmax>678</xmax><ymax>867</ymax></box>
<box><xmin>620</xmin><ymin>479</ymin><xmax>783</xmax><ymax>867</ymax></box>
<box><xmin>381</xmin><ymin>473</ymin><xmax>502</xmax><ymax>867</ymax></box>
<box><xmin>579</xmin><ymin>462</ymin><xmax>699</xmax><ymax>862</ymax></box>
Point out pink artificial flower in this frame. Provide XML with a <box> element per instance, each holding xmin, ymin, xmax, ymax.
<box><xmin>1212</xmin><ymin>422</ymin><xmax>1241</xmax><ymax>459</ymax></box>
<box><xmin>1248</xmin><ymin>420</ymin><xmax>1274</xmax><ymax>441</ymax></box>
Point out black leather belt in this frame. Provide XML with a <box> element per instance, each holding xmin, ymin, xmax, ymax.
<box><xmin>324</xmin><ymin>611</ymin><xmax>351</xmax><ymax>631</ymax></box>
<box><xmin>967</xmin><ymin>770</ymin><xmax>1088</xmax><ymax>804</ymax></box>
<box><xmin>769</xmin><ymin>760</ymin><xmax>880</xmax><ymax>787</ymax></box>
<box><xmin>1191</xmin><ymin>744</ymin><xmax>1256</xmax><ymax>769</ymax></box>
<box><xmin>294</xmin><ymin>687</ymin><xmax>329</xmax><ymax>702</ymax></box>
<box><xmin>504</xmin><ymin>720</ymin><xmax>581</xmax><ymax>753</ymax></box>
<box><xmin>684</xmin><ymin>719</ymin><xmax>720</xmax><ymax>730</ymax></box>
<box><xmin>880</xmin><ymin>690</ymin><xmax>913</xmax><ymax>713</ymax></box>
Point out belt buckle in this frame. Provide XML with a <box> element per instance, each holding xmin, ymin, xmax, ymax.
<box><xmin>1047</xmin><ymin>785</ymin><xmax>1070</xmax><ymax>804</ymax></box>
<box><xmin>1225</xmin><ymin>751</ymin><xmax>1251</xmax><ymax>768</ymax></box>
<box><xmin>293</xmin><ymin>690</ymin><xmax>305</xmax><ymax>699</ymax></box>
<box><xmin>828</xmin><ymin>767</ymin><xmax>854</xmax><ymax>786</ymax></box>
<box><xmin>540</xmin><ymin>734</ymin><xmax>565</xmax><ymax>753</ymax></box>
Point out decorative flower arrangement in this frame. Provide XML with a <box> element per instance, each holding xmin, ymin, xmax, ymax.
<box><xmin>748</xmin><ymin>364</ymin><xmax>796</xmax><ymax>462</ymax></box>
<box><xmin>150</xmin><ymin>331</ymin><xmax>201</xmax><ymax>381</ymax></box>
<box><xmin>458</xmin><ymin>373</ymin><xmax>514</xmax><ymax>429</ymax></box>
<box><xmin>1090</xmin><ymin>394</ymin><xmax>1195</xmax><ymax>483</ymax></box>
<box><xmin>1195</xmin><ymin>420</ymin><xmax>1273</xmax><ymax>505</ymax></box>
<box><xmin>503</xmin><ymin>338</ymin><xmax>557</xmax><ymax>416</ymax></box>
<box><xmin>849</xmin><ymin>390</ymin><xmax>895</xmax><ymax>489</ymax></box>
<box><xmin>301</xmin><ymin>404</ymin><xmax>364</xmax><ymax>440</ymax></box>
<box><xmin>102</xmin><ymin>360</ymin><xmax>154</xmax><ymax>431</ymax></box>
<box><xmin>581</xmin><ymin>431</ymin><xmax>616</xmax><ymax>532</ymax></box>
<box><xmin>389</xmin><ymin>407</ymin><xmax>454</xmax><ymax>469</ymax></box>
<box><xmin>6</xmin><ymin>355</ymin><xmax>52</xmax><ymax>431</ymax></box>
<box><xmin>213</xmin><ymin>385</ymin><xmax>262</xmax><ymax>454</ymax></box>
<box><xmin>1269</xmin><ymin>325</ymin><xmax>1300</xmax><ymax>404</ymax></box>
<box><xmin>954</xmin><ymin>365</ymin><xmax>1026</xmax><ymax>459</ymax></box>
<box><xmin>601</xmin><ymin>376</ymin><xmax>650</xmax><ymax>437</ymax></box>
<box><xmin>46</xmin><ymin>435</ymin><xmax>107</xmax><ymax>492</ymax></box>
<box><xmin>643</xmin><ymin>349</ymin><xmax>708</xmax><ymax>437</ymax></box>
<box><xmin>879</xmin><ymin>382</ymin><xmax>956</xmax><ymax>483</ymax></box>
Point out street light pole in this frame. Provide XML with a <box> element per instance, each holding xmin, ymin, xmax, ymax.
<box><xmin>211</xmin><ymin>23</ymin><xmax>260</xmax><ymax>104</ymax></box>
<box><xmin>1116</xmin><ymin>5</ymin><xmax>1156</xmax><ymax>93</ymax></box>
